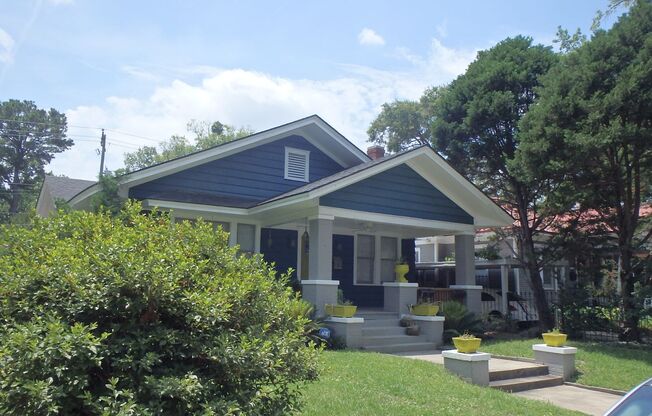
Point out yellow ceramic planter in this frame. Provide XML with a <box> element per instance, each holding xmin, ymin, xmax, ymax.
<box><xmin>395</xmin><ymin>264</ymin><xmax>409</xmax><ymax>282</ymax></box>
<box><xmin>411</xmin><ymin>304</ymin><xmax>439</xmax><ymax>316</ymax></box>
<box><xmin>326</xmin><ymin>304</ymin><xmax>357</xmax><ymax>318</ymax></box>
<box><xmin>452</xmin><ymin>337</ymin><xmax>482</xmax><ymax>353</ymax></box>
<box><xmin>542</xmin><ymin>333</ymin><xmax>567</xmax><ymax>347</ymax></box>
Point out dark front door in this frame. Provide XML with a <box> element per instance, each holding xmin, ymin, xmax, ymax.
<box><xmin>260</xmin><ymin>228</ymin><xmax>298</xmax><ymax>281</ymax></box>
<box><xmin>333</xmin><ymin>234</ymin><xmax>383</xmax><ymax>308</ymax></box>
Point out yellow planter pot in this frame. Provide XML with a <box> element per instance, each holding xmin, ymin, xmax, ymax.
<box><xmin>326</xmin><ymin>304</ymin><xmax>357</xmax><ymax>318</ymax></box>
<box><xmin>452</xmin><ymin>337</ymin><xmax>482</xmax><ymax>353</ymax></box>
<box><xmin>411</xmin><ymin>304</ymin><xmax>439</xmax><ymax>316</ymax></box>
<box><xmin>542</xmin><ymin>333</ymin><xmax>567</xmax><ymax>347</ymax></box>
<box><xmin>395</xmin><ymin>264</ymin><xmax>409</xmax><ymax>283</ymax></box>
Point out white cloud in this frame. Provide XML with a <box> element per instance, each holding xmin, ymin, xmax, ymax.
<box><xmin>436</xmin><ymin>20</ymin><xmax>448</xmax><ymax>39</ymax></box>
<box><xmin>47</xmin><ymin>0</ymin><xmax>74</xmax><ymax>5</ymax></box>
<box><xmin>49</xmin><ymin>38</ymin><xmax>478</xmax><ymax>180</ymax></box>
<box><xmin>358</xmin><ymin>28</ymin><xmax>385</xmax><ymax>46</ymax></box>
<box><xmin>0</xmin><ymin>28</ymin><xmax>15</xmax><ymax>64</ymax></box>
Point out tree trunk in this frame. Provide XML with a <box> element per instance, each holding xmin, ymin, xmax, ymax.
<box><xmin>619</xmin><ymin>250</ymin><xmax>640</xmax><ymax>341</ymax></box>
<box><xmin>8</xmin><ymin>165</ymin><xmax>21</xmax><ymax>214</ymax></box>
<box><xmin>523</xmin><ymin>241</ymin><xmax>556</xmax><ymax>330</ymax></box>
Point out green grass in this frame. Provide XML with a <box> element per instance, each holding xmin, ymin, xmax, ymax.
<box><xmin>481</xmin><ymin>338</ymin><xmax>652</xmax><ymax>391</ymax></box>
<box><xmin>299</xmin><ymin>350</ymin><xmax>582</xmax><ymax>416</ymax></box>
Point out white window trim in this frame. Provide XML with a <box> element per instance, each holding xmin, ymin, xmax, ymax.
<box><xmin>284</xmin><ymin>147</ymin><xmax>310</xmax><ymax>182</ymax></box>
<box><xmin>353</xmin><ymin>232</ymin><xmax>402</xmax><ymax>286</ymax></box>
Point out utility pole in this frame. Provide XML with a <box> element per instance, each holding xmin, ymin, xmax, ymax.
<box><xmin>99</xmin><ymin>129</ymin><xmax>106</xmax><ymax>178</ymax></box>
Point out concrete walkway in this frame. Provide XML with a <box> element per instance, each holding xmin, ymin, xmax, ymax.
<box><xmin>394</xmin><ymin>350</ymin><xmax>623</xmax><ymax>416</ymax></box>
<box><xmin>515</xmin><ymin>384</ymin><xmax>621</xmax><ymax>416</ymax></box>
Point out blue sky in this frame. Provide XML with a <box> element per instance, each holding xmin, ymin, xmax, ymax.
<box><xmin>0</xmin><ymin>0</ymin><xmax>613</xmax><ymax>179</ymax></box>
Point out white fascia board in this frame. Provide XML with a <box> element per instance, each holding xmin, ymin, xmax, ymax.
<box><xmin>141</xmin><ymin>199</ymin><xmax>248</xmax><ymax>216</ymax></box>
<box><xmin>310</xmin><ymin>117</ymin><xmax>369</xmax><ymax>164</ymax></box>
<box><xmin>318</xmin><ymin>206</ymin><xmax>476</xmax><ymax>233</ymax></box>
<box><xmin>68</xmin><ymin>184</ymin><xmax>101</xmax><ymax>208</ymax></box>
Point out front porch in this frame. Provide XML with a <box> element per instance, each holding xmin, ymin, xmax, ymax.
<box><xmin>256</xmin><ymin>206</ymin><xmax>484</xmax><ymax>319</ymax></box>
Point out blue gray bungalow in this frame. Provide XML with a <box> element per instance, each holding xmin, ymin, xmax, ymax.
<box><xmin>37</xmin><ymin>115</ymin><xmax>512</xmax><ymax>352</ymax></box>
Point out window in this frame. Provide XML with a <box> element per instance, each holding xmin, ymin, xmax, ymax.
<box><xmin>415</xmin><ymin>247</ymin><xmax>421</xmax><ymax>263</ymax></box>
<box><xmin>284</xmin><ymin>147</ymin><xmax>310</xmax><ymax>182</ymax></box>
<box><xmin>237</xmin><ymin>223</ymin><xmax>256</xmax><ymax>254</ymax></box>
<box><xmin>213</xmin><ymin>221</ymin><xmax>230</xmax><ymax>233</ymax></box>
<box><xmin>380</xmin><ymin>237</ymin><xmax>398</xmax><ymax>282</ymax></box>
<box><xmin>356</xmin><ymin>234</ymin><xmax>375</xmax><ymax>283</ymax></box>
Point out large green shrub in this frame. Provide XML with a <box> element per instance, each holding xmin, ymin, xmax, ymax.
<box><xmin>0</xmin><ymin>202</ymin><xmax>318</xmax><ymax>415</ymax></box>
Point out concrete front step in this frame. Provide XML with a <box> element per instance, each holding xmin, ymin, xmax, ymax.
<box><xmin>489</xmin><ymin>364</ymin><xmax>550</xmax><ymax>381</ymax></box>
<box><xmin>362</xmin><ymin>334</ymin><xmax>428</xmax><ymax>346</ymax></box>
<box><xmin>363</xmin><ymin>342</ymin><xmax>438</xmax><ymax>354</ymax></box>
<box><xmin>490</xmin><ymin>375</ymin><xmax>564</xmax><ymax>392</ymax></box>
<box><xmin>359</xmin><ymin>318</ymin><xmax>401</xmax><ymax>328</ymax></box>
<box><xmin>362</xmin><ymin>326</ymin><xmax>407</xmax><ymax>336</ymax></box>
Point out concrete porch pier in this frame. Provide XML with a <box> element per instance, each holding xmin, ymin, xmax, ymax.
<box><xmin>449</xmin><ymin>233</ymin><xmax>482</xmax><ymax>314</ymax></box>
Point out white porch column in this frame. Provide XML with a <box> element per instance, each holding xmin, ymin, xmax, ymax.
<box><xmin>500</xmin><ymin>264</ymin><xmax>509</xmax><ymax>315</ymax></box>
<box><xmin>450</xmin><ymin>233</ymin><xmax>482</xmax><ymax>314</ymax></box>
<box><xmin>301</xmin><ymin>215</ymin><xmax>339</xmax><ymax>317</ymax></box>
<box><xmin>308</xmin><ymin>217</ymin><xmax>333</xmax><ymax>280</ymax></box>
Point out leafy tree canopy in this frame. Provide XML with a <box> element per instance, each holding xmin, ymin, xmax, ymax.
<box><xmin>367</xmin><ymin>87</ymin><xmax>445</xmax><ymax>152</ymax></box>
<box><xmin>517</xmin><ymin>0</ymin><xmax>652</xmax><ymax>338</ymax></box>
<box><xmin>123</xmin><ymin>120</ymin><xmax>253</xmax><ymax>172</ymax></box>
<box><xmin>432</xmin><ymin>36</ymin><xmax>559</xmax><ymax>328</ymax></box>
<box><xmin>0</xmin><ymin>100</ymin><xmax>72</xmax><ymax>220</ymax></box>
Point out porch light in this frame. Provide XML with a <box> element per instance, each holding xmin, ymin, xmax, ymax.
<box><xmin>266</xmin><ymin>230</ymin><xmax>273</xmax><ymax>248</ymax></box>
<box><xmin>302</xmin><ymin>230</ymin><xmax>309</xmax><ymax>253</ymax></box>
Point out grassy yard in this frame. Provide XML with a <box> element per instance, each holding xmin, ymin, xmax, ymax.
<box><xmin>299</xmin><ymin>350</ymin><xmax>582</xmax><ymax>416</ymax></box>
<box><xmin>481</xmin><ymin>338</ymin><xmax>652</xmax><ymax>391</ymax></box>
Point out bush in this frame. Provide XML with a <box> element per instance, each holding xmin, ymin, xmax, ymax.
<box><xmin>440</xmin><ymin>301</ymin><xmax>483</xmax><ymax>341</ymax></box>
<box><xmin>0</xmin><ymin>202</ymin><xmax>318</xmax><ymax>415</ymax></box>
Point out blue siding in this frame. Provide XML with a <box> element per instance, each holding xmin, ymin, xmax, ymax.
<box><xmin>130</xmin><ymin>135</ymin><xmax>344</xmax><ymax>205</ymax></box>
<box><xmin>320</xmin><ymin>164</ymin><xmax>473</xmax><ymax>224</ymax></box>
<box><xmin>260</xmin><ymin>228</ymin><xmax>298</xmax><ymax>280</ymax></box>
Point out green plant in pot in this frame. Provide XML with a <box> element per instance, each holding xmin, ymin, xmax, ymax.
<box><xmin>410</xmin><ymin>301</ymin><xmax>440</xmax><ymax>316</ymax></box>
<box><xmin>452</xmin><ymin>331</ymin><xmax>482</xmax><ymax>353</ymax></box>
<box><xmin>394</xmin><ymin>258</ymin><xmax>409</xmax><ymax>283</ymax></box>
<box><xmin>542</xmin><ymin>327</ymin><xmax>567</xmax><ymax>347</ymax></box>
<box><xmin>326</xmin><ymin>289</ymin><xmax>357</xmax><ymax>318</ymax></box>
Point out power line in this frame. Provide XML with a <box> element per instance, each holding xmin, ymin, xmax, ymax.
<box><xmin>0</xmin><ymin>118</ymin><xmax>162</xmax><ymax>144</ymax></box>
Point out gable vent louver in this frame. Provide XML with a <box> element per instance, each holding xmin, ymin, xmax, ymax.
<box><xmin>284</xmin><ymin>147</ymin><xmax>310</xmax><ymax>182</ymax></box>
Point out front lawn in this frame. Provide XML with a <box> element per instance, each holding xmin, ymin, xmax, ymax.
<box><xmin>299</xmin><ymin>351</ymin><xmax>581</xmax><ymax>416</ymax></box>
<box><xmin>481</xmin><ymin>338</ymin><xmax>652</xmax><ymax>391</ymax></box>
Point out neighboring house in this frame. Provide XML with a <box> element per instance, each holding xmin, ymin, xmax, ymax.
<box><xmin>37</xmin><ymin>115</ymin><xmax>512</xmax><ymax>350</ymax></box>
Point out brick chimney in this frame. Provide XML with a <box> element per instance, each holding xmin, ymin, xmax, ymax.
<box><xmin>367</xmin><ymin>145</ymin><xmax>385</xmax><ymax>160</ymax></box>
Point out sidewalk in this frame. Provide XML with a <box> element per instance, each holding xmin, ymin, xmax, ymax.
<box><xmin>395</xmin><ymin>350</ymin><xmax>622</xmax><ymax>416</ymax></box>
<box><xmin>515</xmin><ymin>384</ymin><xmax>621</xmax><ymax>416</ymax></box>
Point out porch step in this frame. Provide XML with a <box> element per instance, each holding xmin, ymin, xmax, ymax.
<box><xmin>362</xmin><ymin>342</ymin><xmax>438</xmax><ymax>354</ymax></box>
<box><xmin>489</xmin><ymin>364</ymin><xmax>550</xmax><ymax>381</ymax></box>
<box><xmin>362</xmin><ymin>334</ymin><xmax>428</xmax><ymax>346</ymax></box>
<box><xmin>356</xmin><ymin>311</ymin><xmax>399</xmax><ymax>319</ymax></box>
<box><xmin>362</xmin><ymin>326</ymin><xmax>408</xmax><ymax>337</ymax></box>
<box><xmin>489</xmin><ymin>374</ymin><xmax>564</xmax><ymax>392</ymax></box>
<box><xmin>359</xmin><ymin>318</ymin><xmax>401</xmax><ymax>328</ymax></box>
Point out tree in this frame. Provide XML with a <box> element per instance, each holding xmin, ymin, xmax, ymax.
<box><xmin>517</xmin><ymin>0</ymin><xmax>652</xmax><ymax>339</ymax></box>
<box><xmin>367</xmin><ymin>87</ymin><xmax>444</xmax><ymax>152</ymax></box>
<box><xmin>123</xmin><ymin>120</ymin><xmax>254</xmax><ymax>172</ymax></box>
<box><xmin>0</xmin><ymin>100</ymin><xmax>73</xmax><ymax>220</ymax></box>
<box><xmin>0</xmin><ymin>202</ymin><xmax>318</xmax><ymax>414</ymax></box>
<box><xmin>432</xmin><ymin>36</ymin><xmax>560</xmax><ymax>329</ymax></box>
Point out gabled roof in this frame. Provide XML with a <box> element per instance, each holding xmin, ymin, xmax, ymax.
<box><xmin>248</xmin><ymin>145</ymin><xmax>513</xmax><ymax>228</ymax></box>
<box><xmin>42</xmin><ymin>176</ymin><xmax>97</xmax><ymax>201</ymax></box>
<box><xmin>68</xmin><ymin>115</ymin><xmax>369</xmax><ymax>206</ymax></box>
